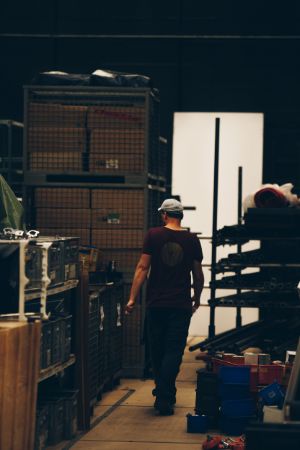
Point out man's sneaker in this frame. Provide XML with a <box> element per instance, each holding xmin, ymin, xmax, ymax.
<box><xmin>152</xmin><ymin>389</ymin><xmax>176</xmax><ymax>408</ymax></box>
<box><xmin>155</xmin><ymin>398</ymin><xmax>174</xmax><ymax>416</ymax></box>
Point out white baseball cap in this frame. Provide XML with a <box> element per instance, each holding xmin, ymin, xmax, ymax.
<box><xmin>158</xmin><ymin>198</ymin><xmax>183</xmax><ymax>212</ymax></box>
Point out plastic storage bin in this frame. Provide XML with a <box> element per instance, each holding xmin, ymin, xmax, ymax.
<box><xmin>34</xmin><ymin>404</ymin><xmax>49</xmax><ymax>450</ymax></box>
<box><xmin>196</xmin><ymin>369</ymin><xmax>219</xmax><ymax>395</ymax></box>
<box><xmin>41</xmin><ymin>398</ymin><xmax>64</xmax><ymax>445</ymax></box>
<box><xmin>186</xmin><ymin>414</ymin><xmax>208</xmax><ymax>433</ymax></box>
<box><xmin>195</xmin><ymin>393</ymin><xmax>220</xmax><ymax>416</ymax></box>
<box><xmin>219</xmin><ymin>382</ymin><xmax>250</xmax><ymax>400</ymax></box>
<box><xmin>259</xmin><ymin>382</ymin><xmax>285</xmax><ymax>407</ymax></box>
<box><xmin>61</xmin><ymin>390</ymin><xmax>78</xmax><ymax>439</ymax></box>
<box><xmin>221</xmin><ymin>398</ymin><xmax>256</xmax><ymax>417</ymax></box>
<box><xmin>220</xmin><ymin>414</ymin><xmax>254</xmax><ymax>436</ymax></box>
<box><xmin>219</xmin><ymin>366</ymin><xmax>250</xmax><ymax>384</ymax></box>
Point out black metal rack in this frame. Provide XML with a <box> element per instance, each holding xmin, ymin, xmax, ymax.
<box><xmin>206</xmin><ymin>118</ymin><xmax>300</xmax><ymax>359</ymax></box>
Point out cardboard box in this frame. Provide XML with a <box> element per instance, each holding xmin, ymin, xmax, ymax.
<box><xmin>35</xmin><ymin>188</ymin><xmax>90</xmax><ymax>208</ymax></box>
<box><xmin>37</xmin><ymin>228</ymin><xmax>90</xmax><ymax>246</ymax></box>
<box><xmin>91</xmin><ymin>229</ymin><xmax>143</xmax><ymax>249</ymax></box>
<box><xmin>91</xmin><ymin>209</ymin><xmax>144</xmax><ymax>229</ymax></box>
<box><xmin>36</xmin><ymin>208</ymin><xmax>91</xmax><ymax>228</ymax></box>
<box><xmin>97</xmin><ymin>249</ymin><xmax>140</xmax><ymax>272</ymax></box>
<box><xmin>90</xmin><ymin>128</ymin><xmax>145</xmax><ymax>154</ymax></box>
<box><xmin>91</xmin><ymin>188</ymin><xmax>144</xmax><ymax>209</ymax></box>
<box><xmin>28</xmin><ymin>102</ymin><xmax>88</xmax><ymax>127</ymax></box>
<box><xmin>29</xmin><ymin>151</ymin><xmax>84</xmax><ymax>171</ymax></box>
<box><xmin>87</xmin><ymin>105</ymin><xmax>145</xmax><ymax>129</ymax></box>
<box><xmin>28</xmin><ymin>127</ymin><xmax>86</xmax><ymax>153</ymax></box>
<box><xmin>89</xmin><ymin>153</ymin><xmax>144</xmax><ymax>173</ymax></box>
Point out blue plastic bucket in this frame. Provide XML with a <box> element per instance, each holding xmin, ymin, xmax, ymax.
<box><xmin>186</xmin><ymin>414</ymin><xmax>209</xmax><ymax>433</ymax></box>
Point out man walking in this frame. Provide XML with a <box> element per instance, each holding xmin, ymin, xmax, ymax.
<box><xmin>126</xmin><ymin>198</ymin><xmax>204</xmax><ymax>415</ymax></box>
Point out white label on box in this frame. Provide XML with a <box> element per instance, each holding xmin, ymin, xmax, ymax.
<box><xmin>106</xmin><ymin>159</ymin><xmax>119</xmax><ymax>169</ymax></box>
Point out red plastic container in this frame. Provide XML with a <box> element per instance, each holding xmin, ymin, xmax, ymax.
<box><xmin>258</xmin><ymin>364</ymin><xmax>285</xmax><ymax>385</ymax></box>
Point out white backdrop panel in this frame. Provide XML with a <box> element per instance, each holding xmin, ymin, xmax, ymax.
<box><xmin>172</xmin><ymin>113</ymin><xmax>264</xmax><ymax>336</ymax></box>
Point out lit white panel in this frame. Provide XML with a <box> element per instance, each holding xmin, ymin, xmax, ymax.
<box><xmin>172</xmin><ymin>113</ymin><xmax>263</xmax><ymax>336</ymax></box>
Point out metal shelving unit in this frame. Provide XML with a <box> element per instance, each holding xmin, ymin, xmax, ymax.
<box><xmin>206</xmin><ymin>118</ymin><xmax>300</xmax><ymax>350</ymax></box>
<box><xmin>38</xmin><ymin>354</ymin><xmax>76</xmax><ymax>382</ymax></box>
<box><xmin>22</xmin><ymin>84</ymin><xmax>168</xmax><ymax>380</ymax></box>
<box><xmin>25</xmin><ymin>279</ymin><xmax>79</xmax><ymax>301</ymax></box>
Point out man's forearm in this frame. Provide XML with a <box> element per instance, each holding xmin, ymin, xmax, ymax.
<box><xmin>129</xmin><ymin>266</ymin><xmax>149</xmax><ymax>303</ymax></box>
<box><xmin>193</xmin><ymin>272</ymin><xmax>204</xmax><ymax>303</ymax></box>
<box><xmin>193</xmin><ymin>280</ymin><xmax>203</xmax><ymax>303</ymax></box>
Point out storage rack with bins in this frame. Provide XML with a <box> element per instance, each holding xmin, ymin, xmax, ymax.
<box><xmin>0</xmin><ymin>120</ymin><xmax>24</xmax><ymax>197</ymax></box>
<box><xmin>0</xmin><ymin>237</ymin><xmax>83</xmax><ymax>447</ymax></box>
<box><xmin>87</xmin><ymin>282</ymin><xmax>125</xmax><ymax>405</ymax></box>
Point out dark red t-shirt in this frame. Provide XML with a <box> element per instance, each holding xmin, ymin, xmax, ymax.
<box><xmin>142</xmin><ymin>227</ymin><xmax>203</xmax><ymax>309</ymax></box>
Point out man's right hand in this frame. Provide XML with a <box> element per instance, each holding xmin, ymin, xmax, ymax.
<box><xmin>192</xmin><ymin>297</ymin><xmax>200</xmax><ymax>314</ymax></box>
<box><xmin>125</xmin><ymin>299</ymin><xmax>135</xmax><ymax>315</ymax></box>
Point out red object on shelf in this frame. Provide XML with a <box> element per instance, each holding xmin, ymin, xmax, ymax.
<box><xmin>258</xmin><ymin>364</ymin><xmax>285</xmax><ymax>385</ymax></box>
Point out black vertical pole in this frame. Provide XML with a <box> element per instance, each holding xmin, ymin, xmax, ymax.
<box><xmin>236</xmin><ymin>166</ymin><xmax>243</xmax><ymax>328</ymax></box>
<box><xmin>209</xmin><ymin>118</ymin><xmax>220</xmax><ymax>339</ymax></box>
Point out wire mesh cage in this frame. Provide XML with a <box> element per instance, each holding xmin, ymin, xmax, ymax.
<box><xmin>30</xmin><ymin>185</ymin><xmax>166</xmax><ymax>273</ymax></box>
<box><xmin>24</xmin><ymin>87</ymin><xmax>163</xmax><ymax>180</ymax></box>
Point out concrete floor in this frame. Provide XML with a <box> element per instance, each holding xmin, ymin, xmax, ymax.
<box><xmin>72</xmin><ymin>337</ymin><xmax>207</xmax><ymax>450</ymax></box>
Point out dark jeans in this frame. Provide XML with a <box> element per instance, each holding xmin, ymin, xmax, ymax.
<box><xmin>146</xmin><ymin>307</ymin><xmax>192</xmax><ymax>402</ymax></box>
